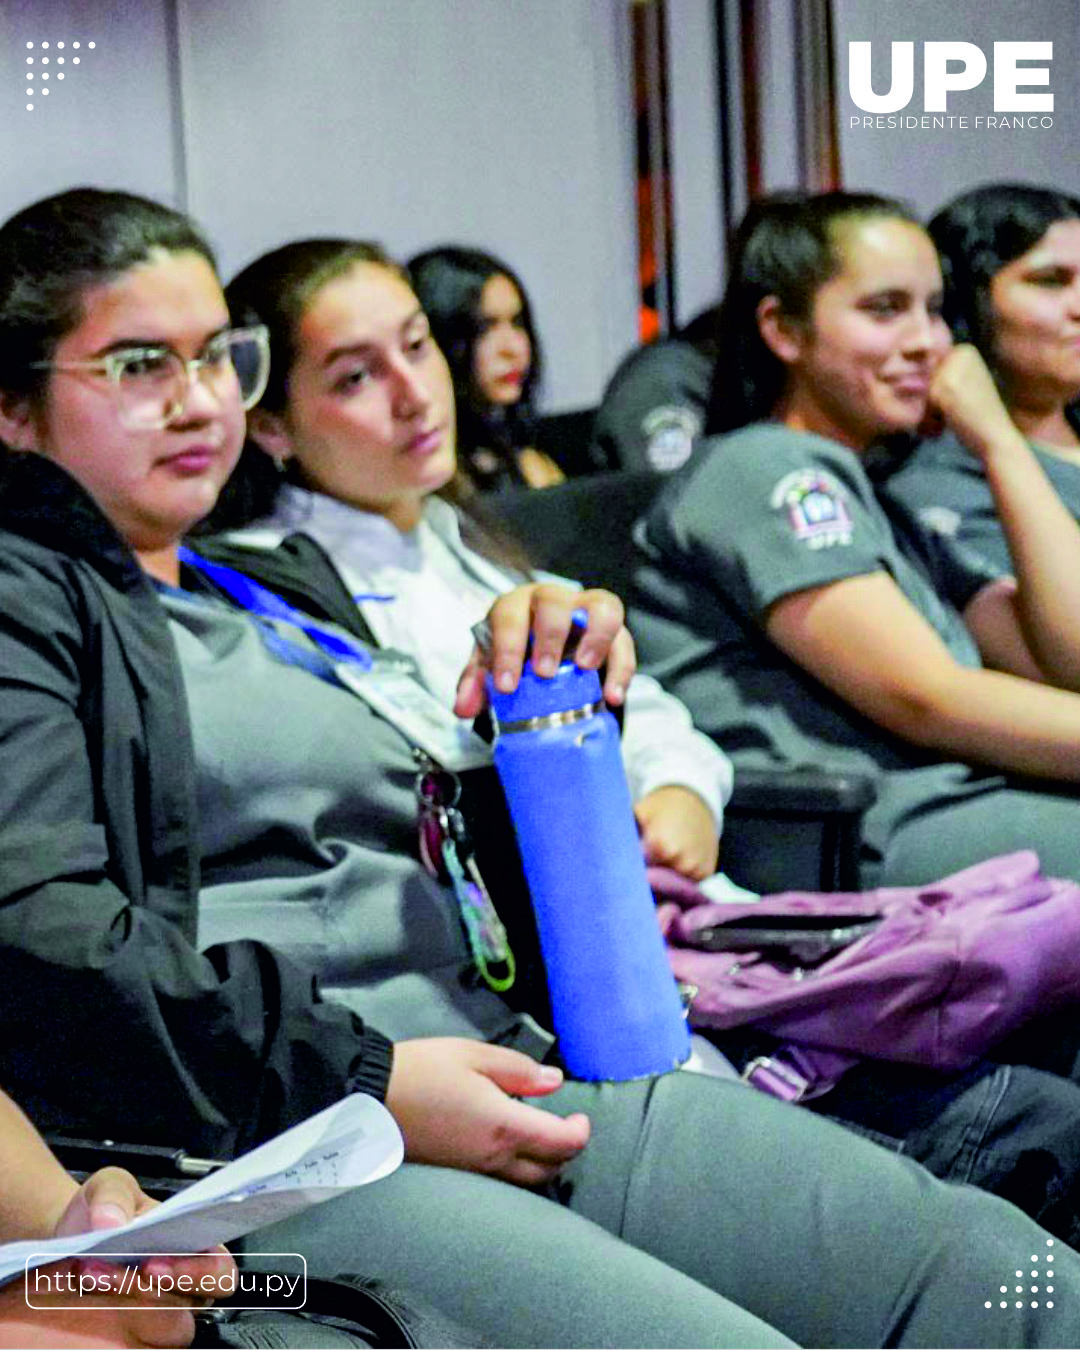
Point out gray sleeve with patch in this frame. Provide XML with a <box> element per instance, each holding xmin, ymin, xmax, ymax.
<box><xmin>657</xmin><ymin>425</ymin><xmax>898</xmax><ymax>621</ymax></box>
<box><xmin>881</xmin><ymin>435</ymin><xmax>1013</xmax><ymax>574</ymax></box>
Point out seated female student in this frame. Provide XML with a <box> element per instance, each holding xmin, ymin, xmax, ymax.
<box><xmin>408</xmin><ymin>245</ymin><xmax>564</xmax><ymax>491</ymax></box>
<box><xmin>881</xmin><ymin>183</ymin><xmax>1080</xmax><ymax>572</ymax></box>
<box><xmin>2</xmin><ymin>186</ymin><xmax>1080</xmax><ymax>1350</ymax></box>
<box><xmin>204</xmin><ymin>238</ymin><xmax>728</xmax><ymax>886</ymax></box>
<box><xmin>205</xmin><ymin>227</ymin><xmax>1080</xmax><ymax>1246</ymax></box>
<box><xmin>0</xmin><ymin>1086</ymin><xmax>232</xmax><ymax>1349</ymax></box>
<box><xmin>630</xmin><ymin>190</ymin><xmax>1080</xmax><ymax>896</ymax></box>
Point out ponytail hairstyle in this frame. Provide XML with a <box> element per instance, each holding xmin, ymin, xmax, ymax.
<box><xmin>706</xmin><ymin>190</ymin><xmax>919</xmax><ymax>434</ymax></box>
<box><xmin>207</xmin><ymin>238</ymin><xmax>533</xmax><ymax>574</ymax></box>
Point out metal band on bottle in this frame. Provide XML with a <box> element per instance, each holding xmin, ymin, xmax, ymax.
<box><xmin>491</xmin><ymin>699</ymin><xmax>605</xmax><ymax>736</ymax></box>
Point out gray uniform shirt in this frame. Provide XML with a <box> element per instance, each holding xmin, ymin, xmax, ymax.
<box><xmin>159</xmin><ymin>587</ymin><xmax>523</xmax><ymax>1045</ymax></box>
<box><xmin>882</xmin><ymin>430</ymin><xmax>1080</xmax><ymax>575</ymax></box>
<box><xmin>630</xmin><ymin>425</ymin><xmax>1004</xmax><ymax>869</ymax></box>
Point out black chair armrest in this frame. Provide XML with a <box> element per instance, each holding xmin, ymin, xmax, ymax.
<box><xmin>729</xmin><ymin>766</ymin><xmax>877</xmax><ymax>816</ymax></box>
<box><xmin>46</xmin><ymin>1135</ymin><xmax>225</xmax><ymax>1198</ymax></box>
<box><xmin>723</xmin><ymin>767</ymin><xmax>879</xmax><ymax>896</ymax></box>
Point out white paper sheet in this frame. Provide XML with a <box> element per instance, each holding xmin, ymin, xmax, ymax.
<box><xmin>0</xmin><ymin>1094</ymin><xmax>402</xmax><ymax>1283</ymax></box>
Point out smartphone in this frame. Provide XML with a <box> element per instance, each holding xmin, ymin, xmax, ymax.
<box><xmin>685</xmin><ymin>913</ymin><xmax>882</xmax><ymax>965</ymax></box>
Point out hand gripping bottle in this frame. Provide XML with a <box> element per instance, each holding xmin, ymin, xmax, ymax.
<box><xmin>487</xmin><ymin>619</ymin><xmax>690</xmax><ymax>1079</ymax></box>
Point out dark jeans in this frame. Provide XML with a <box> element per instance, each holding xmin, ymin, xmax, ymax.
<box><xmin>790</xmin><ymin>1011</ymin><xmax>1080</xmax><ymax>1246</ymax></box>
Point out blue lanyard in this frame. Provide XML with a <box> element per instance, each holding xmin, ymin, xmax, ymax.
<box><xmin>178</xmin><ymin>546</ymin><xmax>373</xmax><ymax>671</ymax></box>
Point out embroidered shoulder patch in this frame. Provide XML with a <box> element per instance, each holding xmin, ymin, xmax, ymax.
<box><xmin>917</xmin><ymin>505</ymin><xmax>961</xmax><ymax>537</ymax></box>
<box><xmin>641</xmin><ymin>405</ymin><xmax>702</xmax><ymax>472</ymax></box>
<box><xmin>770</xmin><ymin>469</ymin><xmax>853</xmax><ymax>549</ymax></box>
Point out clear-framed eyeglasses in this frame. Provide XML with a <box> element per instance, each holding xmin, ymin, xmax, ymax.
<box><xmin>30</xmin><ymin>325</ymin><xmax>271</xmax><ymax>431</ymax></box>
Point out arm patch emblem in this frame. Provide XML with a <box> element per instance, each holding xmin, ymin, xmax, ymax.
<box><xmin>770</xmin><ymin>469</ymin><xmax>853</xmax><ymax>548</ymax></box>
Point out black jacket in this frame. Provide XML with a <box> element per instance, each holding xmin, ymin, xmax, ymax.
<box><xmin>0</xmin><ymin>455</ymin><xmax>392</xmax><ymax>1155</ymax></box>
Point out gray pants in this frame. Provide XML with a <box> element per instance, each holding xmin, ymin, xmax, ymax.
<box><xmin>865</xmin><ymin>767</ymin><xmax>1080</xmax><ymax>887</ymax></box>
<box><xmin>245</xmin><ymin>1072</ymin><xmax>1075</xmax><ymax>1348</ymax></box>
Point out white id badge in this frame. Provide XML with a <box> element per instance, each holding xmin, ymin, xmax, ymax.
<box><xmin>336</xmin><ymin>662</ymin><xmax>494</xmax><ymax>772</ymax></box>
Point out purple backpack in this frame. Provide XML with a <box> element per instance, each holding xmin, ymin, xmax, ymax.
<box><xmin>652</xmin><ymin>851</ymin><xmax>1080</xmax><ymax>1101</ymax></box>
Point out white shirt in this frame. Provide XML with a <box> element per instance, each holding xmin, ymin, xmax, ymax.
<box><xmin>231</xmin><ymin>487</ymin><xmax>733</xmax><ymax>829</ymax></box>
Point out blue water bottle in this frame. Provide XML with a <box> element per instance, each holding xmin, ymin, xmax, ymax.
<box><xmin>487</xmin><ymin>619</ymin><xmax>690</xmax><ymax>1080</ymax></box>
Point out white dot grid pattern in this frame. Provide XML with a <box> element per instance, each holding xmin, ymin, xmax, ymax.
<box><xmin>23</xmin><ymin>41</ymin><xmax>94</xmax><ymax>108</ymax></box>
<box><xmin>996</xmin><ymin>1245</ymin><xmax>1056</xmax><ymax>1313</ymax></box>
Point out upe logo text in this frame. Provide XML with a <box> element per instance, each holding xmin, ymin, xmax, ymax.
<box><xmin>848</xmin><ymin>42</ymin><xmax>1052</xmax><ymax>113</ymax></box>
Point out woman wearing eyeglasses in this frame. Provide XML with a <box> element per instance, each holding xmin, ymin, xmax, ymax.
<box><xmin>6</xmin><ymin>186</ymin><xmax>1080</xmax><ymax>1350</ymax></box>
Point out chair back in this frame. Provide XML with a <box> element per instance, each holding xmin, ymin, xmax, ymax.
<box><xmin>489</xmin><ymin>470</ymin><xmax>662</xmax><ymax>595</ymax></box>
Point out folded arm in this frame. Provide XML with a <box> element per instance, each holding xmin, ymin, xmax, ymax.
<box><xmin>932</xmin><ymin>344</ymin><xmax>1080</xmax><ymax>690</ymax></box>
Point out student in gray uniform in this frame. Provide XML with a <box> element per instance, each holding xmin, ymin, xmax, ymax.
<box><xmin>631</xmin><ymin>190</ymin><xmax>1080</xmax><ymax>893</ymax></box>
<box><xmin>881</xmin><ymin>183</ymin><xmax>1080</xmax><ymax>573</ymax></box>
<box><xmin>5</xmin><ymin>185</ymin><xmax>1080</xmax><ymax>1350</ymax></box>
<box><xmin>627</xmin><ymin>188</ymin><xmax>1080</xmax><ymax>1222</ymax></box>
<box><xmin>590</xmin><ymin>305</ymin><xmax>719</xmax><ymax>473</ymax></box>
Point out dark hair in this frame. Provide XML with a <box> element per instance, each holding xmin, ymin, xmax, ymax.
<box><xmin>206</xmin><ymin>238</ymin><xmax>533</xmax><ymax>573</ymax></box>
<box><xmin>407</xmin><ymin>246</ymin><xmax>543</xmax><ymax>463</ymax></box>
<box><xmin>0</xmin><ymin>186</ymin><xmax>216</xmax><ymax>408</ymax></box>
<box><xmin>706</xmin><ymin>190</ymin><xmax>920</xmax><ymax>433</ymax></box>
<box><xmin>929</xmin><ymin>182</ymin><xmax>1080</xmax><ymax>354</ymax></box>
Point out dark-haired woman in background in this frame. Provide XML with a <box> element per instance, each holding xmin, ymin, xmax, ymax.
<box><xmin>408</xmin><ymin>245</ymin><xmax>564</xmax><ymax>491</ymax></box>
<box><xmin>8</xmin><ymin>183</ymin><xmax>1076</xmax><ymax>1350</ymax></box>
<box><xmin>883</xmin><ymin>183</ymin><xmax>1080</xmax><ymax>572</ymax></box>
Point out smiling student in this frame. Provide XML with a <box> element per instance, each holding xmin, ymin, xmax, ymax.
<box><xmin>883</xmin><ymin>183</ymin><xmax>1080</xmax><ymax>571</ymax></box>
<box><xmin>4</xmin><ymin>185</ymin><xmax>1080</xmax><ymax>1350</ymax></box>
<box><xmin>632</xmin><ymin>189</ymin><xmax>1080</xmax><ymax>893</ymax></box>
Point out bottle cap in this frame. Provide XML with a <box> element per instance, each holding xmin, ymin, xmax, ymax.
<box><xmin>486</xmin><ymin>609</ymin><xmax>604</xmax><ymax>726</ymax></box>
